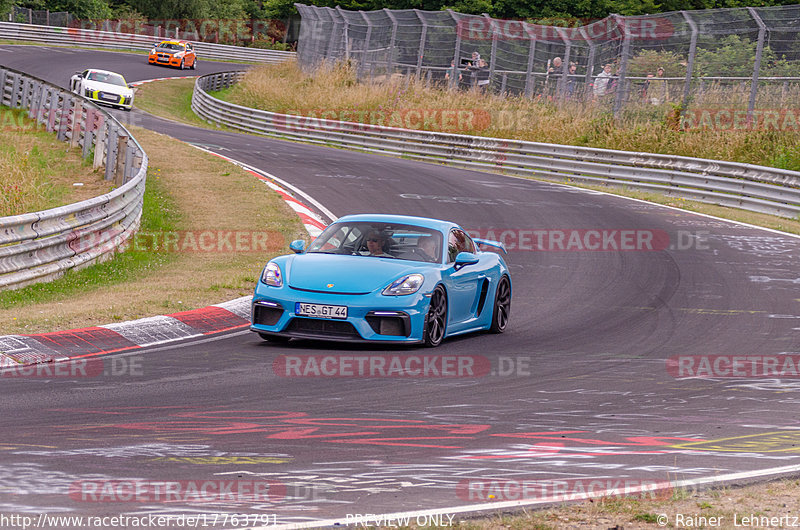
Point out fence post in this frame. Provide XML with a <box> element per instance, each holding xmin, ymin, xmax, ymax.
<box><xmin>612</xmin><ymin>14</ymin><xmax>632</xmax><ymax>118</ymax></box>
<box><xmin>115</xmin><ymin>134</ymin><xmax>128</xmax><ymax>186</ymax></box>
<box><xmin>359</xmin><ymin>10</ymin><xmax>372</xmax><ymax>80</ymax></box>
<box><xmin>56</xmin><ymin>93</ymin><xmax>69</xmax><ymax>141</ymax></box>
<box><xmin>747</xmin><ymin>7</ymin><xmax>766</xmax><ymax>125</ymax></box>
<box><xmin>580</xmin><ymin>28</ymin><xmax>596</xmax><ymax>101</ymax></box>
<box><xmin>335</xmin><ymin>7</ymin><xmax>350</xmax><ymax>61</ymax></box>
<box><xmin>385</xmin><ymin>9</ymin><xmax>398</xmax><ymax>76</ymax></box>
<box><xmin>94</xmin><ymin>120</ymin><xmax>107</xmax><ymax>170</ymax></box>
<box><xmin>69</xmin><ymin>99</ymin><xmax>82</xmax><ymax>148</ymax></box>
<box><xmin>324</xmin><ymin>8</ymin><xmax>341</xmax><ymax>63</ymax></box>
<box><xmin>10</xmin><ymin>73</ymin><xmax>21</xmax><ymax>108</ymax></box>
<box><xmin>46</xmin><ymin>90</ymin><xmax>58</xmax><ymax>133</ymax></box>
<box><xmin>484</xmin><ymin>14</ymin><xmax>499</xmax><ymax>91</ymax></box>
<box><xmin>0</xmin><ymin>69</ymin><xmax>7</xmax><ymax>106</ymax></box>
<box><xmin>556</xmin><ymin>27</ymin><xmax>571</xmax><ymax>98</ymax></box>
<box><xmin>680</xmin><ymin>11</ymin><xmax>699</xmax><ymax>116</ymax></box>
<box><xmin>448</xmin><ymin>10</ymin><xmax>462</xmax><ymax>90</ymax></box>
<box><xmin>105</xmin><ymin>125</ymin><xmax>117</xmax><ymax>181</ymax></box>
<box><xmin>27</xmin><ymin>80</ymin><xmax>41</xmax><ymax>120</ymax></box>
<box><xmin>524</xmin><ymin>24</ymin><xmax>537</xmax><ymax>99</ymax></box>
<box><xmin>414</xmin><ymin>9</ymin><xmax>428</xmax><ymax>79</ymax></box>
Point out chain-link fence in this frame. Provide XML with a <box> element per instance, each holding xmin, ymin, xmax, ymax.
<box><xmin>6</xmin><ymin>6</ymin><xmax>73</xmax><ymax>26</ymax></box>
<box><xmin>295</xmin><ymin>4</ymin><xmax>800</xmax><ymax>120</ymax></box>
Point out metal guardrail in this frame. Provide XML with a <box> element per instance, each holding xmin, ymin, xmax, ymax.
<box><xmin>0</xmin><ymin>65</ymin><xmax>148</xmax><ymax>291</ymax></box>
<box><xmin>193</xmin><ymin>71</ymin><xmax>800</xmax><ymax>219</ymax></box>
<box><xmin>0</xmin><ymin>22</ymin><xmax>295</xmax><ymax>64</ymax></box>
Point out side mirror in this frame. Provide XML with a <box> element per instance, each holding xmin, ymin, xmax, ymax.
<box><xmin>153</xmin><ymin>43</ymin><xmax>160</xmax><ymax>48</ymax></box>
<box><xmin>454</xmin><ymin>251</ymin><xmax>479</xmax><ymax>271</ymax></box>
<box><xmin>289</xmin><ymin>240</ymin><xmax>306</xmax><ymax>254</ymax></box>
<box><xmin>74</xmin><ymin>72</ymin><xmax>82</xmax><ymax>77</ymax></box>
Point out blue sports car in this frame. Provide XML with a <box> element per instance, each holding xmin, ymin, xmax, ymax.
<box><xmin>250</xmin><ymin>214</ymin><xmax>511</xmax><ymax>347</ymax></box>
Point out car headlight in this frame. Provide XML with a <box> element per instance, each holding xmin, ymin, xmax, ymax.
<box><xmin>261</xmin><ymin>262</ymin><xmax>283</xmax><ymax>287</ymax></box>
<box><xmin>150</xmin><ymin>48</ymin><xmax>156</xmax><ymax>54</ymax></box>
<box><xmin>382</xmin><ymin>274</ymin><xmax>424</xmax><ymax>296</ymax></box>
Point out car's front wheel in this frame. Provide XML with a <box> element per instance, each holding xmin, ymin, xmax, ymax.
<box><xmin>258</xmin><ymin>332</ymin><xmax>290</xmax><ymax>343</ymax></box>
<box><xmin>489</xmin><ymin>275</ymin><xmax>511</xmax><ymax>333</ymax></box>
<box><xmin>423</xmin><ymin>285</ymin><xmax>447</xmax><ymax>347</ymax></box>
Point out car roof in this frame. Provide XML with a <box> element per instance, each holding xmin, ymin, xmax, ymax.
<box><xmin>159</xmin><ymin>40</ymin><xmax>189</xmax><ymax>45</ymax></box>
<box><xmin>334</xmin><ymin>214</ymin><xmax>460</xmax><ymax>233</ymax></box>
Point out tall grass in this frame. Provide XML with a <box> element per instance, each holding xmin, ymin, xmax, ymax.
<box><xmin>0</xmin><ymin>108</ymin><xmax>102</xmax><ymax>217</ymax></box>
<box><xmin>221</xmin><ymin>60</ymin><xmax>800</xmax><ymax>172</ymax></box>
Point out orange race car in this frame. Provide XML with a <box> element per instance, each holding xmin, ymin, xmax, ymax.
<box><xmin>148</xmin><ymin>40</ymin><xmax>197</xmax><ymax>69</ymax></box>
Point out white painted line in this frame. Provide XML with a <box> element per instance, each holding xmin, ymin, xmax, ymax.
<box><xmin>246</xmin><ymin>462</ymin><xmax>800</xmax><ymax>530</ymax></box>
<box><xmin>513</xmin><ymin>174</ymin><xmax>800</xmax><ymax>241</ymax></box>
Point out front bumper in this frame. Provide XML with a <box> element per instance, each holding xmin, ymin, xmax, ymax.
<box><xmin>149</xmin><ymin>53</ymin><xmax>183</xmax><ymax>67</ymax></box>
<box><xmin>86</xmin><ymin>90</ymin><xmax>132</xmax><ymax>109</ymax></box>
<box><xmin>251</xmin><ymin>285</ymin><xmax>430</xmax><ymax>343</ymax></box>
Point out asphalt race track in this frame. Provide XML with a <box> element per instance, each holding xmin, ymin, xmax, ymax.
<box><xmin>2</xmin><ymin>45</ymin><xmax>800</xmax><ymax>528</ymax></box>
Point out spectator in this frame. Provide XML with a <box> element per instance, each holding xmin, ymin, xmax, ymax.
<box><xmin>545</xmin><ymin>56</ymin><xmax>563</xmax><ymax>96</ymax></box>
<box><xmin>566</xmin><ymin>61</ymin><xmax>578</xmax><ymax>98</ymax></box>
<box><xmin>475</xmin><ymin>59</ymin><xmax>490</xmax><ymax>92</ymax></box>
<box><xmin>593</xmin><ymin>63</ymin><xmax>614</xmax><ymax>99</ymax></box>
<box><xmin>649</xmin><ymin>66</ymin><xmax>668</xmax><ymax>105</ymax></box>
<box><xmin>444</xmin><ymin>59</ymin><xmax>462</xmax><ymax>89</ymax></box>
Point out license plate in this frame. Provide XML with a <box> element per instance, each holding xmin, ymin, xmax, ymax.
<box><xmin>99</xmin><ymin>93</ymin><xmax>117</xmax><ymax>101</ymax></box>
<box><xmin>295</xmin><ymin>302</ymin><xmax>348</xmax><ymax>319</ymax></box>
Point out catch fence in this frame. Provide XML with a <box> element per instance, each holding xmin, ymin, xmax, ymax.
<box><xmin>295</xmin><ymin>4</ymin><xmax>800</xmax><ymax>118</ymax></box>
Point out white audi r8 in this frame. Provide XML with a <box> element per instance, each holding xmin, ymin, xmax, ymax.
<box><xmin>69</xmin><ymin>69</ymin><xmax>134</xmax><ymax>111</ymax></box>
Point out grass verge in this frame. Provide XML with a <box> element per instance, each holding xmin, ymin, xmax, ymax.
<box><xmin>223</xmin><ymin>60</ymin><xmax>800</xmax><ymax>172</ymax></box>
<box><xmin>0</xmin><ymin>126</ymin><xmax>305</xmax><ymax>334</ymax></box>
<box><xmin>0</xmin><ymin>107</ymin><xmax>112</xmax><ymax>217</ymax></box>
<box><xmin>428</xmin><ymin>478</ymin><xmax>800</xmax><ymax>529</ymax></box>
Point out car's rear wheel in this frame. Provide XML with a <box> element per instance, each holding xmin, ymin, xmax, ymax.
<box><xmin>423</xmin><ymin>285</ymin><xmax>447</xmax><ymax>347</ymax></box>
<box><xmin>258</xmin><ymin>332</ymin><xmax>290</xmax><ymax>343</ymax></box>
<box><xmin>489</xmin><ymin>276</ymin><xmax>511</xmax><ymax>333</ymax></box>
<box><xmin>191</xmin><ymin>58</ymin><xmax>197</xmax><ymax>70</ymax></box>
<box><xmin>180</xmin><ymin>59</ymin><xmax>185</xmax><ymax>70</ymax></box>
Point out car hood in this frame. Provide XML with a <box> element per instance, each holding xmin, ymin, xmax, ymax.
<box><xmin>84</xmin><ymin>79</ymin><xmax>132</xmax><ymax>96</ymax></box>
<box><xmin>286</xmin><ymin>254</ymin><xmax>423</xmax><ymax>294</ymax></box>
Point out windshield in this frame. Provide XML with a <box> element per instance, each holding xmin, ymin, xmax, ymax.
<box><xmin>158</xmin><ymin>42</ymin><xmax>184</xmax><ymax>51</ymax></box>
<box><xmin>86</xmin><ymin>71</ymin><xmax>127</xmax><ymax>87</ymax></box>
<box><xmin>306</xmin><ymin>221</ymin><xmax>443</xmax><ymax>263</ymax></box>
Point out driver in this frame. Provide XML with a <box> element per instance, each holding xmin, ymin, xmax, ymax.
<box><xmin>365</xmin><ymin>230</ymin><xmax>392</xmax><ymax>257</ymax></box>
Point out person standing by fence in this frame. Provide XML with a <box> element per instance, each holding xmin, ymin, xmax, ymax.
<box><xmin>593</xmin><ymin>63</ymin><xmax>614</xmax><ymax>99</ymax></box>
